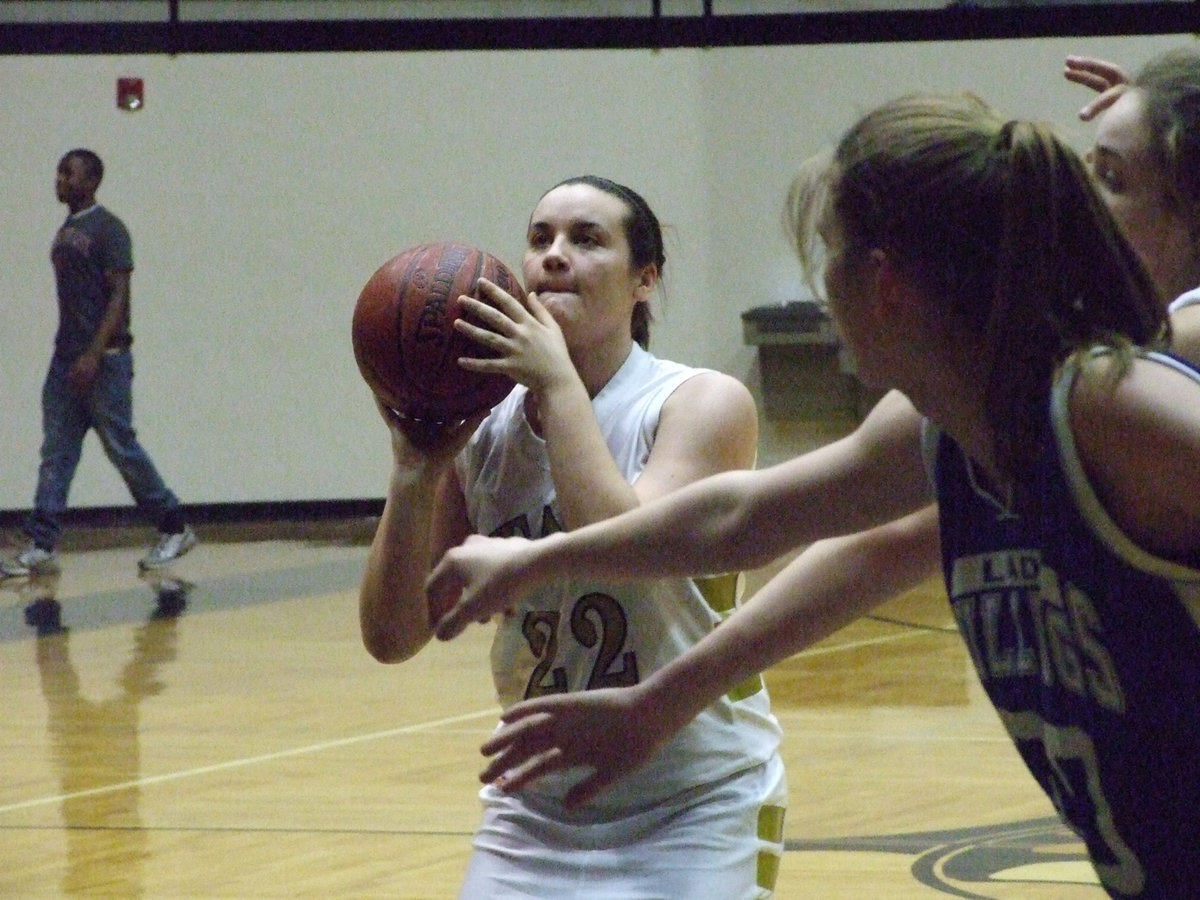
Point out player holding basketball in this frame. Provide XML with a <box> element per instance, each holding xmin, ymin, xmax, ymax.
<box><xmin>426</xmin><ymin>95</ymin><xmax>1200</xmax><ymax>898</ymax></box>
<box><xmin>359</xmin><ymin>176</ymin><xmax>787</xmax><ymax>897</ymax></box>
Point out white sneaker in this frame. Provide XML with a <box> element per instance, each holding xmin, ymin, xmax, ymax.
<box><xmin>0</xmin><ymin>543</ymin><xmax>60</xmax><ymax>577</ymax></box>
<box><xmin>139</xmin><ymin>528</ymin><xmax>198</xmax><ymax>571</ymax></box>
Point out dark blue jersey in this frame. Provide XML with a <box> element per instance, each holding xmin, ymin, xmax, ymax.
<box><xmin>931</xmin><ymin>351</ymin><xmax>1200</xmax><ymax>899</ymax></box>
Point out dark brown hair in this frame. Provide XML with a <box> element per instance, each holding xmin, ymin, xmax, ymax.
<box><xmin>547</xmin><ymin>175</ymin><xmax>664</xmax><ymax>349</ymax></box>
<box><xmin>1133</xmin><ymin>49</ymin><xmax>1200</xmax><ymax>240</ymax></box>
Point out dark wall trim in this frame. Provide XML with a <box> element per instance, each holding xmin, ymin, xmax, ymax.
<box><xmin>0</xmin><ymin>499</ymin><xmax>385</xmax><ymax>530</ymax></box>
<box><xmin>2</xmin><ymin>7</ymin><xmax>1198</xmax><ymax>56</ymax></box>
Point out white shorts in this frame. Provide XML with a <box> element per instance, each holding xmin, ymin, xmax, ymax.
<box><xmin>458</xmin><ymin>754</ymin><xmax>787</xmax><ymax>899</ymax></box>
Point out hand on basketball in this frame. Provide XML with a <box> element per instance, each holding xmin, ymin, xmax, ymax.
<box><xmin>1064</xmin><ymin>55</ymin><xmax>1130</xmax><ymax>121</ymax></box>
<box><xmin>454</xmin><ymin>279</ymin><xmax>576</xmax><ymax>394</ymax></box>
<box><xmin>425</xmin><ymin>533</ymin><xmax>538</xmax><ymax>638</ymax></box>
<box><xmin>375</xmin><ymin>398</ymin><xmax>482</xmax><ymax>466</ymax></box>
<box><xmin>478</xmin><ymin>685</ymin><xmax>670</xmax><ymax>808</ymax></box>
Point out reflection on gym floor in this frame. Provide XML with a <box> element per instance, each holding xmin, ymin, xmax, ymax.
<box><xmin>0</xmin><ymin>520</ymin><xmax>1101</xmax><ymax>898</ymax></box>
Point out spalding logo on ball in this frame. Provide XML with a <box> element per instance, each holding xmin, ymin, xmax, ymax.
<box><xmin>352</xmin><ymin>242</ymin><xmax>520</xmax><ymax>425</ymax></box>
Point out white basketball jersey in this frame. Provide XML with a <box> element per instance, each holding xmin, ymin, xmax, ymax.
<box><xmin>457</xmin><ymin>344</ymin><xmax>782</xmax><ymax>820</ymax></box>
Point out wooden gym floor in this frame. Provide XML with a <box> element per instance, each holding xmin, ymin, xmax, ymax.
<box><xmin>0</xmin><ymin>418</ymin><xmax>1107</xmax><ymax>898</ymax></box>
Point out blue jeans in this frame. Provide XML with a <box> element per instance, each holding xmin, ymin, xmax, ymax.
<box><xmin>25</xmin><ymin>350</ymin><xmax>181</xmax><ymax>550</ymax></box>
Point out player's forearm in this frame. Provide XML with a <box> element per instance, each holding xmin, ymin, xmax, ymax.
<box><xmin>524</xmin><ymin>457</ymin><xmax>876</xmax><ymax>585</ymax></box>
<box><xmin>535</xmin><ymin>398</ymin><xmax>929</xmax><ymax>583</ymax></box>
<box><xmin>524</xmin><ymin>467</ymin><xmax>771</xmax><ymax>584</ymax></box>
<box><xmin>359</xmin><ymin>465</ymin><xmax>444</xmax><ymax>662</ymax></box>
<box><xmin>538</xmin><ymin>376</ymin><xmax>640</xmax><ymax>529</ymax></box>
<box><xmin>87</xmin><ymin>273</ymin><xmax>129</xmax><ymax>356</ymax></box>
<box><xmin>638</xmin><ymin>508</ymin><xmax>942</xmax><ymax>731</ymax></box>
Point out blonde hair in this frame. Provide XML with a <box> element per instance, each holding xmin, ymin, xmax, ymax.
<box><xmin>787</xmin><ymin>93</ymin><xmax>1166</xmax><ymax>487</ymax></box>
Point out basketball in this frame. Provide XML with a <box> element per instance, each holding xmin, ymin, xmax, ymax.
<box><xmin>352</xmin><ymin>242</ymin><xmax>521</xmax><ymax>425</ymax></box>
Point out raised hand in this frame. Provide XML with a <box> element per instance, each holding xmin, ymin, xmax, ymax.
<box><xmin>1064</xmin><ymin>55</ymin><xmax>1130</xmax><ymax>121</ymax></box>
<box><xmin>454</xmin><ymin>278</ymin><xmax>576</xmax><ymax>395</ymax></box>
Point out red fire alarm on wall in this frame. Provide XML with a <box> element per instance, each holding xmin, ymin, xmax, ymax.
<box><xmin>117</xmin><ymin>77</ymin><xmax>144</xmax><ymax>111</ymax></box>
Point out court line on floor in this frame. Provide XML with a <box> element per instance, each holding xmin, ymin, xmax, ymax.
<box><xmin>797</xmin><ymin>627</ymin><xmax>947</xmax><ymax>659</ymax></box>
<box><xmin>0</xmin><ymin>707</ymin><xmax>497</xmax><ymax>816</ymax></box>
<box><xmin>3</xmin><ymin>627</ymin><xmax>949</xmax><ymax>816</ymax></box>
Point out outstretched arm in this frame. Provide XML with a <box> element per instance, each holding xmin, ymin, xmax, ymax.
<box><xmin>427</xmin><ymin>389</ymin><xmax>931</xmax><ymax>640</ymax></box>
<box><xmin>477</xmin><ymin>505</ymin><xmax>942</xmax><ymax>807</ymax></box>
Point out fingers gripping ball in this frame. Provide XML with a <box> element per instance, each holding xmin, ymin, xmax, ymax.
<box><xmin>352</xmin><ymin>242</ymin><xmax>520</xmax><ymax>425</ymax></box>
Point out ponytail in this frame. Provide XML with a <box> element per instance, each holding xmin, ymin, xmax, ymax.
<box><xmin>787</xmin><ymin>93</ymin><xmax>1167</xmax><ymax>488</ymax></box>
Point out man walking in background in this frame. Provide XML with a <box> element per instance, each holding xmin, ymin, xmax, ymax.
<box><xmin>1</xmin><ymin>149</ymin><xmax>196</xmax><ymax>577</ymax></box>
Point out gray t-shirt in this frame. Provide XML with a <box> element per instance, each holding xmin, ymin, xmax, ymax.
<box><xmin>50</xmin><ymin>204</ymin><xmax>133</xmax><ymax>359</ymax></box>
